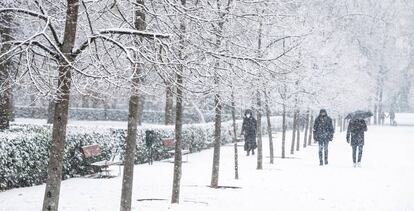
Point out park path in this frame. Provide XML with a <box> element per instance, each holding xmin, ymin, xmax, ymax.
<box><xmin>0</xmin><ymin>125</ymin><xmax>413</xmax><ymax>211</ymax></box>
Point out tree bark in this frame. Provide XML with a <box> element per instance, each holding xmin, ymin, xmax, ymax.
<box><xmin>231</xmin><ymin>88</ymin><xmax>239</xmax><ymax>179</ymax></box>
<box><xmin>171</xmin><ymin>65</ymin><xmax>184</xmax><ymax>203</ymax></box>
<box><xmin>165</xmin><ymin>83</ymin><xmax>174</xmax><ymax>125</ymax></box>
<box><xmin>256</xmin><ymin>91</ymin><xmax>263</xmax><ymax>170</ymax></box>
<box><xmin>137</xmin><ymin>95</ymin><xmax>144</xmax><ymax>125</ymax></box>
<box><xmin>296</xmin><ymin>110</ymin><xmax>300</xmax><ymax>151</ymax></box>
<box><xmin>0</xmin><ymin>12</ymin><xmax>13</xmax><ymax>130</ymax></box>
<box><xmin>290</xmin><ymin>110</ymin><xmax>297</xmax><ymax>155</ymax></box>
<box><xmin>171</xmin><ymin>0</ymin><xmax>186</xmax><ymax>202</ymax></box>
<box><xmin>378</xmin><ymin>77</ymin><xmax>384</xmax><ymax>125</ymax></box>
<box><xmin>281</xmin><ymin>103</ymin><xmax>286</xmax><ymax>158</ymax></box>
<box><xmin>308</xmin><ymin>114</ymin><xmax>314</xmax><ymax>145</ymax></box>
<box><xmin>265</xmin><ymin>92</ymin><xmax>274</xmax><ymax>164</ymax></box>
<box><xmin>303</xmin><ymin>110</ymin><xmax>309</xmax><ymax>148</ymax></box>
<box><xmin>339</xmin><ymin>115</ymin><xmax>343</xmax><ymax>132</ymax></box>
<box><xmin>42</xmin><ymin>1</ymin><xmax>79</xmax><ymax>210</ymax></box>
<box><xmin>47</xmin><ymin>100</ymin><xmax>54</xmax><ymax>124</ymax></box>
<box><xmin>211</xmin><ymin>0</ymin><xmax>230</xmax><ymax>188</ymax></box>
<box><xmin>120</xmin><ymin>1</ymin><xmax>145</xmax><ymax>210</ymax></box>
<box><xmin>210</xmin><ymin>86</ymin><xmax>222</xmax><ymax>188</ymax></box>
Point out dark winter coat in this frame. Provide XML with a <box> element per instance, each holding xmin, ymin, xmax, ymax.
<box><xmin>313</xmin><ymin>113</ymin><xmax>334</xmax><ymax>143</ymax></box>
<box><xmin>389</xmin><ymin>111</ymin><xmax>395</xmax><ymax>120</ymax></box>
<box><xmin>346</xmin><ymin>119</ymin><xmax>367</xmax><ymax>146</ymax></box>
<box><xmin>242</xmin><ymin>114</ymin><xmax>257</xmax><ymax>150</ymax></box>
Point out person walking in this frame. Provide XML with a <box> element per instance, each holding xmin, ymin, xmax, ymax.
<box><xmin>389</xmin><ymin>110</ymin><xmax>396</xmax><ymax>126</ymax></box>
<box><xmin>346</xmin><ymin>118</ymin><xmax>368</xmax><ymax>167</ymax></box>
<box><xmin>241</xmin><ymin>109</ymin><xmax>257</xmax><ymax>156</ymax></box>
<box><xmin>313</xmin><ymin>109</ymin><xmax>334</xmax><ymax>166</ymax></box>
<box><xmin>379</xmin><ymin>112</ymin><xmax>386</xmax><ymax>125</ymax></box>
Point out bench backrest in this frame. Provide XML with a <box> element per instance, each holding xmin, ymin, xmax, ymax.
<box><xmin>162</xmin><ymin>138</ymin><xmax>175</xmax><ymax>148</ymax></box>
<box><xmin>81</xmin><ymin>144</ymin><xmax>102</xmax><ymax>158</ymax></box>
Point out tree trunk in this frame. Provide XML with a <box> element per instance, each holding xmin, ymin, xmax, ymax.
<box><xmin>303</xmin><ymin>110</ymin><xmax>309</xmax><ymax>148</ymax></box>
<box><xmin>281</xmin><ymin>103</ymin><xmax>286</xmax><ymax>158</ymax></box>
<box><xmin>256</xmin><ymin>91</ymin><xmax>263</xmax><ymax>170</ymax></box>
<box><xmin>308</xmin><ymin>114</ymin><xmax>314</xmax><ymax>145</ymax></box>
<box><xmin>296</xmin><ymin>110</ymin><xmax>300</xmax><ymax>151</ymax></box>
<box><xmin>120</xmin><ymin>1</ymin><xmax>145</xmax><ymax>210</ymax></box>
<box><xmin>137</xmin><ymin>95</ymin><xmax>144</xmax><ymax>125</ymax></box>
<box><xmin>290</xmin><ymin>110</ymin><xmax>297</xmax><ymax>155</ymax></box>
<box><xmin>339</xmin><ymin>115</ymin><xmax>343</xmax><ymax>132</ymax></box>
<box><xmin>211</xmin><ymin>0</ymin><xmax>229</xmax><ymax>187</ymax></box>
<box><xmin>210</xmin><ymin>88</ymin><xmax>222</xmax><ymax>188</ymax></box>
<box><xmin>165</xmin><ymin>84</ymin><xmax>174</xmax><ymax>125</ymax></box>
<box><xmin>265</xmin><ymin>92</ymin><xmax>274</xmax><ymax>164</ymax></box>
<box><xmin>0</xmin><ymin>12</ymin><xmax>13</xmax><ymax>130</ymax></box>
<box><xmin>120</xmin><ymin>72</ymin><xmax>140</xmax><ymax>211</ymax></box>
<box><xmin>47</xmin><ymin>100</ymin><xmax>55</xmax><ymax>124</ymax></box>
<box><xmin>378</xmin><ymin>77</ymin><xmax>384</xmax><ymax>125</ymax></box>
<box><xmin>171</xmin><ymin>66</ymin><xmax>184</xmax><ymax>203</ymax></box>
<box><xmin>231</xmin><ymin>88</ymin><xmax>239</xmax><ymax>179</ymax></box>
<box><xmin>171</xmin><ymin>0</ymin><xmax>186</xmax><ymax>201</ymax></box>
<box><xmin>42</xmin><ymin>1</ymin><xmax>79</xmax><ymax>210</ymax></box>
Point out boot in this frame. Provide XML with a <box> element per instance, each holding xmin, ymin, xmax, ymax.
<box><xmin>252</xmin><ymin>150</ymin><xmax>255</xmax><ymax>155</ymax></box>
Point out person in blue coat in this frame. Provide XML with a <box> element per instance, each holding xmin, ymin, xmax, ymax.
<box><xmin>346</xmin><ymin>118</ymin><xmax>368</xmax><ymax>167</ymax></box>
<box><xmin>313</xmin><ymin>109</ymin><xmax>335</xmax><ymax>166</ymax></box>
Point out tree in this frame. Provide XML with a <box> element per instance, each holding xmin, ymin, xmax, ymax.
<box><xmin>0</xmin><ymin>8</ymin><xmax>13</xmax><ymax>130</ymax></box>
<box><xmin>42</xmin><ymin>1</ymin><xmax>80</xmax><ymax>210</ymax></box>
<box><xmin>264</xmin><ymin>91</ymin><xmax>274</xmax><ymax>164</ymax></box>
<box><xmin>171</xmin><ymin>0</ymin><xmax>186</xmax><ymax>204</ymax></box>
<box><xmin>211</xmin><ymin>0</ymin><xmax>233</xmax><ymax>189</ymax></box>
<box><xmin>120</xmin><ymin>1</ymin><xmax>146</xmax><ymax>210</ymax></box>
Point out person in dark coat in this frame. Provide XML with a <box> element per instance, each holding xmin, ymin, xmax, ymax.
<box><xmin>313</xmin><ymin>109</ymin><xmax>334</xmax><ymax>165</ymax></box>
<box><xmin>389</xmin><ymin>110</ymin><xmax>396</xmax><ymax>126</ymax></box>
<box><xmin>241</xmin><ymin>109</ymin><xmax>257</xmax><ymax>156</ymax></box>
<box><xmin>379</xmin><ymin>112</ymin><xmax>386</xmax><ymax>125</ymax></box>
<box><xmin>145</xmin><ymin>130</ymin><xmax>159</xmax><ymax>165</ymax></box>
<box><xmin>346</xmin><ymin>118</ymin><xmax>367</xmax><ymax>167</ymax></box>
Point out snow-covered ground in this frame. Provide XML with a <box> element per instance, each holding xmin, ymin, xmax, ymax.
<box><xmin>1</xmin><ymin>124</ymin><xmax>413</xmax><ymax>211</ymax></box>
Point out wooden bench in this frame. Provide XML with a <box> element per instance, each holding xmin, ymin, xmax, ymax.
<box><xmin>162</xmin><ymin>138</ymin><xmax>190</xmax><ymax>162</ymax></box>
<box><xmin>81</xmin><ymin>144</ymin><xmax>122</xmax><ymax>177</ymax></box>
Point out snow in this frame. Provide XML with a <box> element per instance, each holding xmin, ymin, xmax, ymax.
<box><xmin>395</xmin><ymin>113</ymin><xmax>414</xmax><ymax>126</ymax></box>
<box><xmin>1</xmin><ymin>122</ymin><xmax>414</xmax><ymax>210</ymax></box>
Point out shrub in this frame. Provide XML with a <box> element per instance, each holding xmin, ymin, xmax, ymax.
<box><xmin>0</xmin><ymin>121</ymin><xmax>237</xmax><ymax>191</ymax></box>
<box><xmin>0</xmin><ymin>116</ymin><xmax>290</xmax><ymax>191</ymax></box>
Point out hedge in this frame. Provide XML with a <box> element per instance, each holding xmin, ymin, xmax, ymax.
<box><xmin>0</xmin><ymin>116</ymin><xmax>289</xmax><ymax>191</ymax></box>
<box><xmin>0</xmin><ymin>121</ymin><xmax>236</xmax><ymax>191</ymax></box>
<box><xmin>14</xmin><ymin>106</ymin><xmax>233</xmax><ymax>124</ymax></box>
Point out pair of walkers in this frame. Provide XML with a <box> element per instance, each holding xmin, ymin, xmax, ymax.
<box><xmin>241</xmin><ymin>108</ymin><xmax>368</xmax><ymax>167</ymax></box>
<box><xmin>313</xmin><ymin>109</ymin><xmax>368</xmax><ymax>167</ymax></box>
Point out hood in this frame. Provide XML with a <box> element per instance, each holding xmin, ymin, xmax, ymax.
<box><xmin>244</xmin><ymin>109</ymin><xmax>253</xmax><ymax>117</ymax></box>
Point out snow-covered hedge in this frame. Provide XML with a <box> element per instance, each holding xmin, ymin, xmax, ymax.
<box><xmin>0</xmin><ymin>116</ymin><xmax>290</xmax><ymax>191</ymax></box>
<box><xmin>15</xmin><ymin>106</ymin><xmax>230</xmax><ymax>123</ymax></box>
<box><xmin>0</xmin><ymin>121</ymin><xmax>235</xmax><ymax>191</ymax></box>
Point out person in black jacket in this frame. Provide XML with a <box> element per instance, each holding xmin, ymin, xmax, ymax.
<box><xmin>241</xmin><ymin>109</ymin><xmax>257</xmax><ymax>156</ymax></box>
<box><xmin>313</xmin><ymin>109</ymin><xmax>334</xmax><ymax>166</ymax></box>
<box><xmin>346</xmin><ymin>118</ymin><xmax>368</xmax><ymax>167</ymax></box>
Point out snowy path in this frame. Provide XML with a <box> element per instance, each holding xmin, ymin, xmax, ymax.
<box><xmin>0</xmin><ymin>125</ymin><xmax>413</xmax><ymax>211</ymax></box>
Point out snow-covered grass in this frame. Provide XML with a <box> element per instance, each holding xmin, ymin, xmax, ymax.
<box><xmin>0</xmin><ymin>123</ymin><xmax>413</xmax><ymax>211</ymax></box>
<box><xmin>395</xmin><ymin>113</ymin><xmax>414</xmax><ymax>126</ymax></box>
